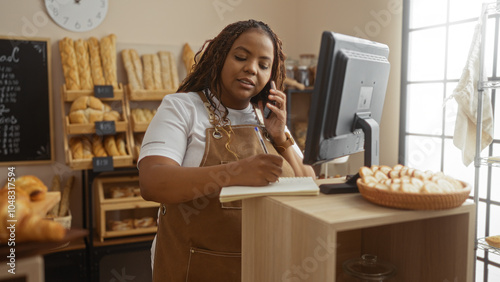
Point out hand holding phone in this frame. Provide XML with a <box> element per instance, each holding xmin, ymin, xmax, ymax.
<box><xmin>263</xmin><ymin>81</ymin><xmax>276</xmax><ymax>119</ymax></box>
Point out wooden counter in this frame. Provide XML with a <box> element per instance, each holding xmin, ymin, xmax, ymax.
<box><xmin>242</xmin><ymin>190</ymin><xmax>475</xmax><ymax>281</ymax></box>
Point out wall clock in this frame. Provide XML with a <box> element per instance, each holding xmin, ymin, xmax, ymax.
<box><xmin>45</xmin><ymin>0</ymin><xmax>109</xmax><ymax>32</ymax></box>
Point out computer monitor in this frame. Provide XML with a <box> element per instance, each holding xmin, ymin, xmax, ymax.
<box><xmin>303</xmin><ymin>31</ymin><xmax>390</xmax><ymax>193</ymax></box>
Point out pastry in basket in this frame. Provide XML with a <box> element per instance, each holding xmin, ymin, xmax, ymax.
<box><xmin>485</xmin><ymin>235</ymin><xmax>500</xmax><ymax>248</ymax></box>
<box><xmin>0</xmin><ymin>188</ymin><xmax>66</xmax><ymax>243</ymax></box>
<box><xmin>109</xmin><ymin>186</ymin><xmax>135</xmax><ymax>198</ymax></box>
<box><xmin>68</xmin><ymin>96</ymin><xmax>120</xmax><ymax>124</ymax></box>
<box><xmin>358</xmin><ymin>165</ymin><xmax>464</xmax><ymax>193</ymax></box>
<box><xmin>134</xmin><ymin>217</ymin><xmax>155</xmax><ymax>228</ymax></box>
<box><xmin>108</xmin><ymin>219</ymin><xmax>133</xmax><ymax>231</ymax></box>
<box><xmin>2</xmin><ymin>175</ymin><xmax>48</xmax><ymax>201</ymax></box>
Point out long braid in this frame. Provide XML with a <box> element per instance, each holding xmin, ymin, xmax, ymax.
<box><xmin>178</xmin><ymin>19</ymin><xmax>286</xmax><ymax>122</ymax></box>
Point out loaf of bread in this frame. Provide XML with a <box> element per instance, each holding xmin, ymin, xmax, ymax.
<box><xmin>358</xmin><ymin>165</ymin><xmax>464</xmax><ymax>193</ymax></box>
<box><xmin>122</xmin><ymin>49</ymin><xmax>141</xmax><ymax>90</ymax></box>
<box><xmin>104</xmin><ymin>135</ymin><xmax>120</xmax><ymax>156</ymax></box>
<box><xmin>182</xmin><ymin>43</ymin><xmax>196</xmax><ymax>73</ymax></box>
<box><xmin>109</xmin><ymin>186</ymin><xmax>135</xmax><ymax>198</ymax></box>
<box><xmin>158</xmin><ymin>51</ymin><xmax>173</xmax><ymax>90</ymax></box>
<box><xmin>81</xmin><ymin>136</ymin><xmax>93</xmax><ymax>159</ymax></box>
<box><xmin>0</xmin><ymin>189</ymin><xmax>66</xmax><ymax>243</ymax></box>
<box><xmin>485</xmin><ymin>235</ymin><xmax>500</xmax><ymax>248</ymax></box>
<box><xmin>130</xmin><ymin>49</ymin><xmax>144</xmax><ymax>89</ymax></box>
<box><xmin>68</xmin><ymin>96</ymin><xmax>120</xmax><ymax>124</ymax></box>
<box><xmin>134</xmin><ymin>217</ymin><xmax>155</xmax><ymax>228</ymax></box>
<box><xmin>115</xmin><ymin>133</ymin><xmax>127</xmax><ymax>156</ymax></box>
<box><xmin>91</xmin><ymin>135</ymin><xmax>107</xmax><ymax>157</ymax></box>
<box><xmin>59</xmin><ymin>37</ymin><xmax>80</xmax><ymax>90</ymax></box>
<box><xmin>74</xmin><ymin>39</ymin><xmax>93</xmax><ymax>90</ymax></box>
<box><xmin>142</xmin><ymin>54</ymin><xmax>154</xmax><ymax>90</ymax></box>
<box><xmin>108</xmin><ymin>219</ymin><xmax>133</xmax><ymax>231</ymax></box>
<box><xmin>152</xmin><ymin>54</ymin><xmax>163</xmax><ymax>90</ymax></box>
<box><xmin>1</xmin><ymin>175</ymin><xmax>48</xmax><ymax>202</ymax></box>
<box><xmin>100</xmin><ymin>34</ymin><xmax>118</xmax><ymax>89</ymax></box>
<box><xmin>87</xmin><ymin>37</ymin><xmax>106</xmax><ymax>85</ymax></box>
<box><xmin>69</xmin><ymin>137</ymin><xmax>83</xmax><ymax>160</ymax></box>
<box><xmin>167</xmin><ymin>51</ymin><xmax>180</xmax><ymax>90</ymax></box>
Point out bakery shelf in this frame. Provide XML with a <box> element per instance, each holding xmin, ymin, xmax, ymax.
<box><xmin>478</xmin><ymin>156</ymin><xmax>500</xmax><ymax>168</ymax></box>
<box><xmin>63</xmin><ymin>133</ymin><xmax>134</xmax><ymax>170</ymax></box>
<box><xmin>64</xmin><ymin>117</ymin><xmax>129</xmax><ymax>134</ymax></box>
<box><xmin>95</xmin><ymin>175</ymin><xmax>142</xmax><ymax>204</ymax></box>
<box><xmin>127</xmin><ymin>84</ymin><xmax>174</xmax><ymax>101</ymax></box>
<box><xmin>62</xmin><ymin>83</ymin><xmax>124</xmax><ymax>101</ymax></box>
<box><xmin>477</xmin><ymin>237</ymin><xmax>500</xmax><ymax>256</ymax></box>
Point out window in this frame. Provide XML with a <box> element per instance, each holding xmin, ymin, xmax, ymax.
<box><xmin>401</xmin><ymin>1</ymin><xmax>500</xmax><ymax>281</ymax></box>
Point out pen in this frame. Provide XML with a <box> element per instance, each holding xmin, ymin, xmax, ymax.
<box><xmin>254</xmin><ymin>127</ymin><xmax>269</xmax><ymax>154</ymax></box>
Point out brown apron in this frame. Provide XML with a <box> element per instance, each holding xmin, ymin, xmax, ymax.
<box><xmin>152</xmin><ymin>92</ymin><xmax>295</xmax><ymax>282</ymax></box>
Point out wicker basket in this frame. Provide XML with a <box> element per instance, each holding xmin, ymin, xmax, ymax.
<box><xmin>356</xmin><ymin>179</ymin><xmax>471</xmax><ymax>210</ymax></box>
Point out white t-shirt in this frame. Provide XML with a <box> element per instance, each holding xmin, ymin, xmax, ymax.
<box><xmin>138</xmin><ymin>91</ymin><xmax>260</xmax><ymax>167</ymax></box>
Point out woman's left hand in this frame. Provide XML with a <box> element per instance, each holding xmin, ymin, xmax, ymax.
<box><xmin>259</xmin><ymin>86</ymin><xmax>288</xmax><ymax>144</ymax></box>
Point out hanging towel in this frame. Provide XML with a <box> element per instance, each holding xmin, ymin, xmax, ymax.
<box><xmin>449</xmin><ymin>20</ymin><xmax>494</xmax><ymax>166</ymax></box>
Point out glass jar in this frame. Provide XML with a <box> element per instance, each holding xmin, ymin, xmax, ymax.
<box><xmin>285</xmin><ymin>58</ymin><xmax>297</xmax><ymax>80</ymax></box>
<box><xmin>337</xmin><ymin>254</ymin><xmax>397</xmax><ymax>282</ymax></box>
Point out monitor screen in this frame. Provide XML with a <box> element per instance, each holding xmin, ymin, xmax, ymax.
<box><xmin>303</xmin><ymin>31</ymin><xmax>390</xmax><ymax>192</ymax></box>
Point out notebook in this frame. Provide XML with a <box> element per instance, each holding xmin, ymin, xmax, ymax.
<box><xmin>219</xmin><ymin>177</ymin><xmax>320</xmax><ymax>203</ymax></box>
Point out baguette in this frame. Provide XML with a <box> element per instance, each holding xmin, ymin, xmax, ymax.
<box><xmin>92</xmin><ymin>135</ymin><xmax>108</xmax><ymax>157</ymax></box>
<box><xmin>130</xmin><ymin>49</ymin><xmax>144</xmax><ymax>88</ymax></box>
<box><xmin>58</xmin><ymin>176</ymin><xmax>74</xmax><ymax>217</ymax></box>
<box><xmin>122</xmin><ymin>49</ymin><xmax>141</xmax><ymax>90</ymax></box>
<box><xmin>167</xmin><ymin>51</ymin><xmax>180</xmax><ymax>90</ymax></box>
<box><xmin>158</xmin><ymin>51</ymin><xmax>173</xmax><ymax>89</ymax></box>
<box><xmin>100</xmin><ymin>34</ymin><xmax>118</xmax><ymax>89</ymax></box>
<box><xmin>69</xmin><ymin>137</ymin><xmax>83</xmax><ymax>160</ymax></box>
<box><xmin>104</xmin><ymin>135</ymin><xmax>120</xmax><ymax>156</ymax></box>
<box><xmin>59</xmin><ymin>37</ymin><xmax>80</xmax><ymax>90</ymax></box>
<box><xmin>48</xmin><ymin>175</ymin><xmax>61</xmax><ymax>217</ymax></box>
<box><xmin>74</xmin><ymin>39</ymin><xmax>93</xmax><ymax>90</ymax></box>
<box><xmin>116</xmin><ymin>133</ymin><xmax>127</xmax><ymax>156</ymax></box>
<box><xmin>142</xmin><ymin>54</ymin><xmax>155</xmax><ymax>90</ymax></box>
<box><xmin>88</xmin><ymin>37</ymin><xmax>106</xmax><ymax>85</ymax></box>
<box><xmin>81</xmin><ymin>136</ymin><xmax>94</xmax><ymax>159</ymax></box>
<box><xmin>182</xmin><ymin>43</ymin><xmax>196</xmax><ymax>74</ymax></box>
<box><xmin>152</xmin><ymin>53</ymin><xmax>163</xmax><ymax>90</ymax></box>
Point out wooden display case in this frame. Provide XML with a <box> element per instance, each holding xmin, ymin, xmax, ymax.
<box><xmin>125</xmin><ymin>84</ymin><xmax>173</xmax><ymax>162</ymax></box>
<box><xmin>61</xmin><ymin>84</ymin><xmax>133</xmax><ymax>170</ymax></box>
<box><xmin>94</xmin><ymin>175</ymin><xmax>159</xmax><ymax>242</ymax></box>
<box><xmin>242</xmin><ymin>179</ymin><xmax>475</xmax><ymax>281</ymax></box>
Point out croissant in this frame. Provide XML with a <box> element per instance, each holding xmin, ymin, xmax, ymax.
<box><xmin>2</xmin><ymin>175</ymin><xmax>48</xmax><ymax>201</ymax></box>
<box><xmin>0</xmin><ymin>189</ymin><xmax>66</xmax><ymax>243</ymax></box>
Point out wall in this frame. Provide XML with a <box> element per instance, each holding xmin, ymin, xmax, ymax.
<box><xmin>0</xmin><ymin>0</ymin><xmax>402</xmax><ymax>227</ymax></box>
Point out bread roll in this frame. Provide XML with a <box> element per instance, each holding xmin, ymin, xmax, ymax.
<box><xmin>152</xmin><ymin>54</ymin><xmax>163</xmax><ymax>90</ymax></box>
<box><xmin>1</xmin><ymin>175</ymin><xmax>48</xmax><ymax>202</ymax></box>
<box><xmin>69</xmin><ymin>108</ymin><xmax>104</xmax><ymax>124</ymax></box>
<box><xmin>92</xmin><ymin>135</ymin><xmax>107</xmax><ymax>157</ymax></box>
<box><xmin>115</xmin><ymin>133</ymin><xmax>127</xmax><ymax>156</ymax></box>
<box><xmin>70</xmin><ymin>96</ymin><xmax>104</xmax><ymax>112</ymax></box>
<box><xmin>74</xmin><ymin>39</ymin><xmax>93</xmax><ymax>90</ymax></box>
<box><xmin>485</xmin><ymin>235</ymin><xmax>500</xmax><ymax>248</ymax></box>
<box><xmin>69</xmin><ymin>137</ymin><xmax>83</xmax><ymax>159</ymax></box>
<box><xmin>142</xmin><ymin>54</ymin><xmax>154</xmax><ymax>90</ymax></box>
<box><xmin>81</xmin><ymin>136</ymin><xmax>93</xmax><ymax>159</ymax></box>
<box><xmin>104</xmin><ymin>135</ymin><xmax>120</xmax><ymax>156</ymax></box>
<box><xmin>100</xmin><ymin>34</ymin><xmax>118</xmax><ymax>89</ymax></box>
<box><xmin>182</xmin><ymin>43</ymin><xmax>195</xmax><ymax>73</ymax></box>
<box><xmin>88</xmin><ymin>37</ymin><xmax>106</xmax><ymax>85</ymax></box>
<box><xmin>122</xmin><ymin>49</ymin><xmax>141</xmax><ymax>90</ymax></box>
<box><xmin>59</xmin><ymin>37</ymin><xmax>80</xmax><ymax>90</ymax></box>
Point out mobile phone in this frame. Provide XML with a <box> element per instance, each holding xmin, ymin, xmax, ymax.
<box><xmin>262</xmin><ymin>81</ymin><xmax>276</xmax><ymax>119</ymax></box>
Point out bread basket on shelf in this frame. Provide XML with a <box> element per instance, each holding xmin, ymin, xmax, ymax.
<box><xmin>357</xmin><ymin>179</ymin><xmax>471</xmax><ymax>210</ymax></box>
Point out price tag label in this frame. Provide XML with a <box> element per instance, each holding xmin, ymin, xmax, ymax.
<box><xmin>92</xmin><ymin>156</ymin><xmax>114</xmax><ymax>172</ymax></box>
<box><xmin>94</xmin><ymin>85</ymin><xmax>114</xmax><ymax>98</ymax></box>
<box><xmin>95</xmin><ymin>121</ymin><xmax>116</xmax><ymax>136</ymax></box>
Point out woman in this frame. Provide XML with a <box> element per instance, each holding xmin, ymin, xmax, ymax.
<box><xmin>138</xmin><ymin>19</ymin><xmax>315</xmax><ymax>281</ymax></box>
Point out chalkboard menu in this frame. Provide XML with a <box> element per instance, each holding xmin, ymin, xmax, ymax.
<box><xmin>0</xmin><ymin>37</ymin><xmax>53</xmax><ymax>164</ymax></box>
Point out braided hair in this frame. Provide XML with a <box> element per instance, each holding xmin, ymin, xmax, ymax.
<box><xmin>177</xmin><ymin>19</ymin><xmax>286</xmax><ymax>121</ymax></box>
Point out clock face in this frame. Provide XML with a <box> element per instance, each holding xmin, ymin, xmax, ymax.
<box><xmin>45</xmin><ymin>0</ymin><xmax>109</xmax><ymax>32</ymax></box>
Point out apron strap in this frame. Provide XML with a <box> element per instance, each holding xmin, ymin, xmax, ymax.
<box><xmin>196</xmin><ymin>91</ymin><xmax>266</xmax><ymax>128</ymax></box>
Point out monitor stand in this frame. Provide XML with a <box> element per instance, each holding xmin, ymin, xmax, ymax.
<box><xmin>319</xmin><ymin>114</ymin><xmax>379</xmax><ymax>194</ymax></box>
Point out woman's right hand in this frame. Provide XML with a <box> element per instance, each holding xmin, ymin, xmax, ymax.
<box><xmin>231</xmin><ymin>154</ymin><xmax>283</xmax><ymax>186</ymax></box>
